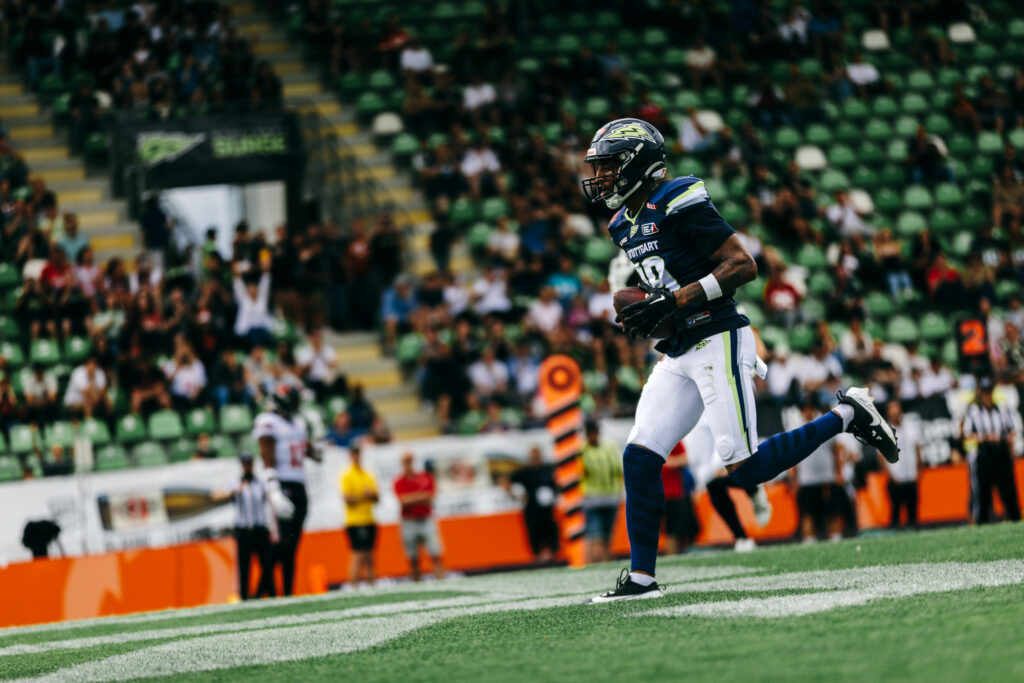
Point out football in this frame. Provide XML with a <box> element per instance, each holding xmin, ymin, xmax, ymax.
<box><xmin>613</xmin><ymin>287</ymin><xmax>677</xmax><ymax>340</ymax></box>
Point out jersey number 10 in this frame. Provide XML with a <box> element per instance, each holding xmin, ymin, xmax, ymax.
<box><xmin>636</xmin><ymin>255</ymin><xmax>680</xmax><ymax>290</ymax></box>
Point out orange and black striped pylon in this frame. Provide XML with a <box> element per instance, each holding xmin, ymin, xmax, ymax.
<box><xmin>538</xmin><ymin>354</ymin><xmax>585</xmax><ymax>567</ymax></box>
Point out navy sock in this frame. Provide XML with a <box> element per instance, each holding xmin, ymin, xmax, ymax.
<box><xmin>730</xmin><ymin>411</ymin><xmax>843</xmax><ymax>488</ymax></box>
<box><xmin>622</xmin><ymin>444</ymin><xmax>665</xmax><ymax>575</ymax></box>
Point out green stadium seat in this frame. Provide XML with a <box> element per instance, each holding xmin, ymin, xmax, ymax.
<box><xmin>851</xmin><ymin>165</ymin><xmax>879</xmax><ymax>189</ymax></box>
<box><xmin>872</xmin><ymin>96</ymin><xmax>899</xmax><ymax>117</ymax></box>
<box><xmin>449</xmin><ymin>197</ymin><xmax>477</xmax><ymax>225</ymax></box>
<box><xmin>396</xmin><ymin>333</ymin><xmax>427</xmax><ymax>365</ymax></box>
<box><xmin>718</xmin><ymin>201</ymin><xmax>747</xmax><ymax>225</ymax></box>
<box><xmin>133</xmin><ymin>441</ymin><xmax>168</xmax><ymax>467</ymax></box>
<box><xmin>148</xmin><ymin>410</ymin><xmax>184</xmax><ymax>440</ymax></box>
<box><xmin>390</xmin><ymin>132</ymin><xmax>419</xmax><ymax>157</ymax></box>
<box><xmin>52</xmin><ymin>92</ymin><xmax>71</xmax><ymax>120</ymax></box>
<box><xmin>169</xmin><ymin>438</ymin><xmax>195</xmax><ymax>463</ymax></box>
<box><xmin>95</xmin><ymin>445</ymin><xmax>130</xmax><ymax>471</ymax></box>
<box><xmin>901</xmin><ymin>92</ymin><xmax>928</xmax><ymax>115</ymax></box>
<box><xmin>859</xmin><ymin>141</ymin><xmax>885</xmax><ymax>165</ymax></box>
<box><xmin>45</xmin><ymin>421</ymin><xmax>75</xmax><ymax>449</ymax></box>
<box><xmin>803</xmin><ymin>297</ymin><xmax>827</xmax><ymax>321</ymax></box>
<box><xmin>81</xmin><ymin>418</ymin><xmax>111</xmax><ymax>446</ymax></box>
<box><xmin>8</xmin><ymin>424</ymin><xmax>35</xmax><ymax>454</ymax></box>
<box><xmin>220</xmin><ymin>404</ymin><xmax>254</xmax><ymax>435</ymax></box>
<box><xmin>0</xmin><ymin>456</ymin><xmax>21</xmax><ymax>481</ymax></box>
<box><xmin>896</xmin><ymin>211</ymin><xmax>927</xmax><ymax>237</ymax></box>
<box><xmin>796</xmin><ymin>245</ymin><xmax>827</xmax><ymax>269</ymax></box>
<box><xmin>948</xmin><ymin>230</ymin><xmax>972</xmax><ymax>258</ymax></box>
<box><xmin>741</xmin><ymin>304</ymin><xmax>765</xmax><ymax>328</ymax></box>
<box><xmin>30</xmin><ymin>338</ymin><xmax>61</xmax><ymax>365</ymax></box>
<box><xmin>64</xmin><ymin>336</ymin><xmax>90</xmax><ymax>364</ymax></box>
<box><xmin>820</xmin><ymin>169</ymin><xmax>850</xmax><ymax>192</ymax></box>
<box><xmin>971</xmin><ymin>43</ymin><xmax>998</xmax><ymax>64</ymax></box>
<box><xmin>583</xmin><ymin>97</ymin><xmax>610</xmax><ymax>119</ymax></box>
<box><xmin>355</xmin><ymin>92</ymin><xmax>385</xmax><ymax>118</ymax></box>
<box><xmin>907</xmin><ymin>70</ymin><xmax>935</xmax><ymax>91</ymax></box>
<box><xmin>185</xmin><ymin>408</ymin><xmax>215</xmax><ymax>436</ymax></box>
<box><xmin>773</xmin><ymin>126</ymin><xmax>801</xmax><ymax>149</ymax></box>
<box><xmin>271</xmin><ymin>318</ymin><xmax>299</xmax><ymax>344</ymax></box>
<box><xmin>930</xmin><ymin>208</ymin><xmax>958</xmax><ymax>234</ymax></box>
<box><xmin>919</xmin><ymin>312</ymin><xmax>949</xmax><ymax>340</ymax></box>
<box><xmin>947</xmin><ymin>133</ymin><xmax>974</xmax><ymax>158</ymax></box>
<box><xmin>0</xmin><ymin>315</ymin><xmax>21</xmax><ymax>339</ymax></box>
<box><xmin>924</xmin><ymin>113</ymin><xmax>952</xmax><ymax>136</ymax></box>
<box><xmin>867</xmin><ymin>118</ymin><xmax>894</xmax><ymax>142</ymax></box>
<box><xmin>1009</xmin><ymin>128</ymin><xmax>1024</xmax><ymax>151</ymax></box>
<box><xmin>211</xmin><ymin>434</ymin><xmax>238</xmax><ymax>459</ymax></box>
<box><xmin>866</xmin><ymin>291</ymin><xmax>895</xmax><ymax>318</ymax></box>
<box><xmin>934</xmin><ymin>183</ymin><xmax>964</xmax><ymax>207</ymax></box>
<box><xmin>338</xmin><ymin>72</ymin><xmax>365</xmax><ymax>97</ymax></box>
<box><xmin>977</xmin><ymin>131</ymin><xmax>1003</xmax><ymax>155</ymax></box>
<box><xmin>903</xmin><ymin>186</ymin><xmax>933</xmax><ymax>210</ymax></box>
<box><xmin>894</xmin><ymin>116</ymin><xmax>919</xmax><ymax>138</ymax></box>
<box><xmin>325</xmin><ymin>395</ymin><xmax>348</xmax><ymax>420</ymax></box>
<box><xmin>887</xmin><ymin>139</ymin><xmax>908</xmax><ymax>161</ymax></box>
<box><xmin>758</xmin><ymin>325</ymin><xmax>786</xmax><ymax>350</ymax></box>
<box><xmin>886</xmin><ymin>316</ymin><xmax>919</xmax><ymax>344</ymax></box>
<box><xmin>873</xmin><ymin>187</ymin><xmax>901</xmax><ymax>213</ymax></box>
<box><xmin>0</xmin><ymin>262</ymin><xmax>19</xmax><ymax>289</ymax></box>
<box><xmin>116</xmin><ymin>414</ymin><xmax>146</xmax><ymax>444</ymax></box>
<box><xmin>828</xmin><ymin>145</ymin><xmax>857</xmax><ymax>168</ymax></box>
<box><xmin>835</xmin><ymin>120</ymin><xmax>860</xmax><ymax>144</ymax></box>
<box><xmin>584</xmin><ymin>237</ymin><xmax>616</xmax><ymax>264</ymax></box>
<box><xmin>960</xmin><ymin>205</ymin><xmax>987</xmax><ymax>230</ymax></box>
<box><xmin>466</xmin><ymin>222</ymin><xmax>493</xmax><ymax>252</ymax></box>
<box><xmin>481</xmin><ymin>196</ymin><xmax>509</xmax><ymax>221</ymax></box>
<box><xmin>789</xmin><ymin>324</ymin><xmax>815</xmax><ymax>353</ymax></box>
<box><xmin>616</xmin><ymin>366</ymin><xmax>642</xmax><ymax>393</ymax></box>
<box><xmin>843</xmin><ymin>99</ymin><xmax>869</xmax><ymax>120</ymax></box>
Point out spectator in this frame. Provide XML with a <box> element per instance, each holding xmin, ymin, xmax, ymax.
<box><xmin>212</xmin><ymin>348</ymin><xmax>249</xmax><ymax>407</ymax></box>
<box><xmin>845</xmin><ymin>52</ymin><xmax>881</xmax><ymax>99</ymax></box>
<box><xmin>825</xmin><ymin>190</ymin><xmax>872</xmax><ymax>238</ymax></box>
<box><xmin>40</xmin><ymin>444</ymin><xmax>73</xmax><ymax>477</ymax></box>
<box><xmin>677</xmin><ymin>108</ymin><xmax>715</xmax><ymax>156</ymax></box>
<box><xmin>685</xmin><ymin>35</ymin><xmax>721</xmax><ymax>91</ymax></box>
<box><xmin>885</xmin><ymin>400</ymin><xmax>922</xmax><ymax>529</ymax></box>
<box><xmin>783</xmin><ymin>64</ymin><xmax>822</xmax><ymax>125</ymax></box>
<box><xmin>992</xmin><ymin>165</ymin><xmax>1024</xmax><ymax>229</ymax></box>
<box><xmin>468</xmin><ymin>347</ymin><xmax>509</xmax><ymax>401</ymax></box>
<box><xmin>233</xmin><ymin>264</ymin><xmax>273</xmax><ymax>348</ymax></box>
<box><xmin>129</xmin><ymin>355</ymin><xmax>171</xmax><ymax>416</ymax></box>
<box><xmin>791</xmin><ymin>399</ymin><xmax>843</xmax><ymax>542</ymax></box>
<box><xmin>527</xmin><ymin>286</ymin><xmax>564</xmax><ymax>336</ymax></box>
<box><xmin>59</xmin><ymin>215</ymin><xmax>88</xmax><ymax>263</ymax></box>
<box><xmin>64</xmin><ymin>354</ymin><xmax>113</xmax><ymax>423</ymax></box>
<box><xmin>872</xmin><ymin>228</ymin><xmax>912</xmax><ymax>298</ymax></box>
<box><xmin>962</xmin><ymin>254</ymin><xmax>997</xmax><ymax>309</ymax></box>
<box><xmin>139</xmin><ymin>195</ymin><xmax>171</xmax><ymax>270</ymax></box>
<box><xmin>460</xmin><ymin>139</ymin><xmax>504</xmax><ymax>200</ymax></box>
<box><xmin>340</xmin><ymin>442</ymin><xmax>379</xmax><ymax>586</ymax></box>
<box><xmin>950</xmin><ymin>83</ymin><xmax>980</xmax><ymax>132</ymax></box>
<box><xmin>763</xmin><ymin>264</ymin><xmax>802</xmax><ymax>327</ymax></box>
<box><xmin>580</xmin><ymin>420</ymin><xmax>622</xmax><ymax>564</ymax></box>
<box><xmin>22</xmin><ymin>363</ymin><xmax>59</xmax><ymax>427</ymax></box>
<box><xmin>393</xmin><ymin>451</ymin><xmax>444</xmax><ymax>581</ymax></box>
<box><xmin>502</xmin><ymin>446</ymin><xmax>560</xmax><ymax>562</ymax></box>
<box><xmin>295</xmin><ymin>328</ymin><xmax>342</xmax><ymax>401</ymax></box>
<box><xmin>69</xmin><ymin>82</ymin><xmax>101</xmax><ymax>152</ymax></box>
<box><xmin>251</xmin><ymin>61</ymin><xmax>282</xmax><ymax>110</ymax></box>
<box><xmin>163</xmin><ymin>340</ymin><xmax>207</xmax><ymax>412</ymax></box>
<box><xmin>471</xmin><ymin>266</ymin><xmax>511</xmax><ymax>316</ymax></box>
<box><xmin>399</xmin><ymin>36</ymin><xmax>433</xmax><ymax>77</ymax></box>
<box><xmin>381</xmin><ymin>275</ymin><xmax>418</xmax><ymax>353</ymax></box>
<box><xmin>662</xmin><ymin>442</ymin><xmax>699</xmax><ymax>555</ymax></box>
<box><xmin>907</xmin><ymin>126</ymin><xmax>954</xmax><ymax>187</ymax></box>
<box><xmin>346</xmin><ymin>384</ymin><xmax>375</xmax><ymax>434</ymax></box>
<box><xmin>840</xmin><ymin>316</ymin><xmax>874</xmax><ymax>372</ymax></box>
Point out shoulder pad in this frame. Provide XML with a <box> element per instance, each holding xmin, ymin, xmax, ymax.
<box><xmin>661</xmin><ymin>177</ymin><xmax>710</xmax><ymax>215</ymax></box>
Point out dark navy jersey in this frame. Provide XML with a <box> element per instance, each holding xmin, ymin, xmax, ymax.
<box><xmin>607</xmin><ymin>176</ymin><xmax>750</xmax><ymax>357</ymax></box>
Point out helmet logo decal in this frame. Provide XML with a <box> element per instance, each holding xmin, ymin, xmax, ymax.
<box><xmin>602</xmin><ymin>123</ymin><xmax>655</xmax><ymax>142</ymax></box>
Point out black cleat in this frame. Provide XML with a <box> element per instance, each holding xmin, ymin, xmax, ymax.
<box><xmin>837</xmin><ymin>387</ymin><xmax>899</xmax><ymax>463</ymax></box>
<box><xmin>588</xmin><ymin>569</ymin><xmax>664</xmax><ymax>604</ymax></box>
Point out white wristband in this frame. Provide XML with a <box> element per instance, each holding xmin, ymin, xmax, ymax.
<box><xmin>698</xmin><ymin>273</ymin><xmax>723</xmax><ymax>301</ymax></box>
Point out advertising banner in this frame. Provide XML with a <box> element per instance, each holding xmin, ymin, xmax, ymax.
<box><xmin>0</xmin><ymin>430</ymin><xmax>556</xmax><ymax>565</ymax></box>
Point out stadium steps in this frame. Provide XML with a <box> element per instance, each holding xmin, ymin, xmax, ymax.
<box><xmin>326</xmin><ymin>331</ymin><xmax>440</xmax><ymax>440</ymax></box>
<box><xmin>0</xmin><ymin>53</ymin><xmax>137</xmax><ymax>262</ymax></box>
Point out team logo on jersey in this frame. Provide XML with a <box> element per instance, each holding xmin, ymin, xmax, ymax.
<box><xmin>640</xmin><ymin>222</ymin><xmax>659</xmax><ymax>236</ymax></box>
<box><xmin>695</xmin><ymin>338</ymin><xmax>711</xmax><ymax>351</ymax></box>
<box><xmin>629</xmin><ymin>223</ymin><xmax>639</xmax><ymax>239</ymax></box>
<box><xmin>602</xmin><ymin>123</ymin><xmax>655</xmax><ymax>142</ymax></box>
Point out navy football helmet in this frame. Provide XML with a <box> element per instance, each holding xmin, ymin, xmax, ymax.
<box><xmin>270</xmin><ymin>384</ymin><xmax>301</xmax><ymax>418</ymax></box>
<box><xmin>581</xmin><ymin>118</ymin><xmax>667</xmax><ymax>210</ymax></box>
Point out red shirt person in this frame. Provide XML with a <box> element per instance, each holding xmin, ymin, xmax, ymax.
<box><xmin>393</xmin><ymin>451</ymin><xmax>444</xmax><ymax>581</ymax></box>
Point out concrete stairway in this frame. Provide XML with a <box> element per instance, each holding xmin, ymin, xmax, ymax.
<box><xmin>0</xmin><ymin>54</ymin><xmax>136</xmax><ymax>262</ymax></box>
<box><xmin>327</xmin><ymin>331</ymin><xmax>439</xmax><ymax>441</ymax></box>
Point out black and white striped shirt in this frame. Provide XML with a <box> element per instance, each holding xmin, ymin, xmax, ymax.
<box><xmin>963</xmin><ymin>402</ymin><xmax>1016</xmax><ymax>442</ymax></box>
<box><xmin>235</xmin><ymin>479</ymin><xmax>268</xmax><ymax>529</ymax></box>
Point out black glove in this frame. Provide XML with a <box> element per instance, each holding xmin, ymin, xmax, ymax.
<box><xmin>618</xmin><ymin>282</ymin><xmax>677</xmax><ymax>338</ymax></box>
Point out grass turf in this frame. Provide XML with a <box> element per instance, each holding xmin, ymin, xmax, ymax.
<box><xmin>3</xmin><ymin>524</ymin><xmax>1024</xmax><ymax>682</ymax></box>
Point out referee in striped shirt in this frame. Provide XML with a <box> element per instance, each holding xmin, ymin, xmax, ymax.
<box><xmin>962</xmin><ymin>378</ymin><xmax>1021</xmax><ymax>524</ymax></box>
<box><xmin>233</xmin><ymin>453</ymin><xmax>277</xmax><ymax>599</ymax></box>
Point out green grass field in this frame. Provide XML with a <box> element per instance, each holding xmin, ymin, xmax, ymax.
<box><xmin>3</xmin><ymin>524</ymin><xmax>1024</xmax><ymax>682</ymax></box>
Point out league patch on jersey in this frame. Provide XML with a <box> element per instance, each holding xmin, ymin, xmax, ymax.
<box><xmin>683</xmin><ymin>310</ymin><xmax>712</xmax><ymax>328</ymax></box>
<box><xmin>646</xmin><ymin>202</ymin><xmax>657</xmax><ymax>210</ymax></box>
<box><xmin>640</xmin><ymin>222</ymin><xmax>659</xmax><ymax>236</ymax></box>
<box><xmin>619</xmin><ymin>236</ymin><xmax>628</xmax><ymax>246</ymax></box>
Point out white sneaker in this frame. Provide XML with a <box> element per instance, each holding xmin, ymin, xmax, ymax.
<box><xmin>837</xmin><ymin>387</ymin><xmax>899</xmax><ymax>463</ymax></box>
<box><xmin>751</xmin><ymin>484</ymin><xmax>772</xmax><ymax>527</ymax></box>
<box><xmin>734</xmin><ymin>538</ymin><xmax>757</xmax><ymax>553</ymax></box>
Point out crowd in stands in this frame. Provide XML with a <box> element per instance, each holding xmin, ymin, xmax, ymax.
<box><xmin>0</xmin><ymin>126</ymin><xmax>404</xmax><ymax>478</ymax></box>
<box><xmin>281</xmin><ymin>0</ymin><xmax>1024</xmax><ymax>441</ymax></box>
<box><xmin>6</xmin><ymin>0</ymin><xmax>283</xmax><ymax>152</ymax></box>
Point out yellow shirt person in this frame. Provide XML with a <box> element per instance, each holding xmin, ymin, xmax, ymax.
<box><xmin>338</xmin><ymin>443</ymin><xmax>379</xmax><ymax>586</ymax></box>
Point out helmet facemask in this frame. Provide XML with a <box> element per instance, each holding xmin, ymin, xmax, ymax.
<box><xmin>581</xmin><ymin>149</ymin><xmax>640</xmax><ymax>210</ymax></box>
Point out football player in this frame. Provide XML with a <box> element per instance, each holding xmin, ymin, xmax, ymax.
<box><xmin>583</xmin><ymin>118</ymin><xmax>898</xmax><ymax>602</ymax></box>
<box><xmin>256</xmin><ymin>384</ymin><xmax>321</xmax><ymax>596</ymax></box>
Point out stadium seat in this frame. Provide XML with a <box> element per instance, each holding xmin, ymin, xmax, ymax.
<box><xmin>1009</xmin><ymin>128</ymin><xmax>1024</xmax><ymax>151</ymax></box>
<box><xmin>906</xmin><ymin>70</ymin><xmax>935</xmax><ymax>90</ymax></box>
<box><xmin>8</xmin><ymin>424</ymin><xmax>35</xmax><ymax>454</ymax></box>
<box><xmin>886</xmin><ymin>316</ymin><xmax>919</xmax><ymax>344</ymax></box>
<box><xmin>133</xmin><ymin>442</ymin><xmax>168</xmax><ymax>467</ymax></box>
<box><xmin>481</xmin><ymin>196</ymin><xmax>509</xmax><ymax>221</ymax></box>
<box><xmin>919</xmin><ymin>312</ymin><xmax>949</xmax><ymax>340</ymax></box>
<box><xmin>930</xmin><ymin>208</ymin><xmax>958</xmax><ymax>233</ymax></box>
<box><xmin>896</xmin><ymin>211</ymin><xmax>927</xmax><ymax>237</ymax></box>
<box><xmin>220</xmin><ymin>405</ymin><xmax>254</xmax><ymax>435</ymax></box>
<box><xmin>859</xmin><ymin>141</ymin><xmax>885</xmax><ymax>165</ymax></box>
<box><xmin>894</xmin><ymin>116</ymin><xmax>919</xmax><ymax>138</ymax></box>
<box><xmin>828</xmin><ymin>145</ymin><xmax>857</xmax><ymax>168</ymax></box>
<box><xmin>396</xmin><ymin>333</ymin><xmax>427</xmax><ymax>365</ymax></box>
<box><xmin>355</xmin><ymin>92</ymin><xmax>385</xmax><ymax>118</ymax></box>
<box><xmin>0</xmin><ymin>315</ymin><xmax>21</xmax><ymax>339</ymax></box>
<box><xmin>947</xmin><ymin>133</ymin><xmax>974</xmax><ymax>158</ymax></box>
<box><xmin>116</xmin><ymin>414</ymin><xmax>147</xmax><ymax>444</ymax></box>
<box><xmin>835</xmin><ymin>120</ymin><xmax>860</xmax><ymax>144</ymax></box>
<box><xmin>866</xmin><ymin>291</ymin><xmax>895</xmax><ymax>317</ymax></box>
<box><xmin>960</xmin><ymin>205</ymin><xmax>987</xmax><ymax>229</ymax></box>
<box><xmin>789</xmin><ymin>324</ymin><xmax>815</xmax><ymax>353</ymax></box>
<box><xmin>901</xmin><ymin>93</ymin><xmax>928</xmax><ymax>115</ymax></box>
<box><xmin>64</xmin><ymin>336</ymin><xmax>91</xmax><ymax>364</ymax></box>
<box><xmin>808</xmin><ymin>271</ymin><xmax>833</xmax><ymax>297</ymax></box>
<box><xmin>94</xmin><ymin>445</ymin><xmax>129</xmax><ymax>471</ymax></box>
<box><xmin>584</xmin><ymin>238</ymin><xmax>616</xmax><ymax>265</ymax></box>
<box><xmin>924</xmin><ymin>113</ymin><xmax>952</xmax><ymax>136</ymax></box>
<box><xmin>466</xmin><ymin>222</ymin><xmax>493</xmax><ymax>253</ymax></box>
<box><xmin>843</xmin><ymin>99</ymin><xmax>870</xmax><ymax>121</ymax></box>
<box><xmin>211</xmin><ymin>434</ymin><xmax>238</xmax><ymax>459</ymax></box>
<box><xmin>820</xmin><ymin>169</ymin><xmax>850</xmax><ymax>192</ymax></box>
<box><xmin>449</xmin><ymin>197</ymin><xmax>477</xmax><ymax>225</ymax></box>
<box><xmin>148</xmin><ymin>410</ymin><xmax>184</xmax><ymax>440</ymax></box>
<box><xmin>851</xmin><ymin>165</ymin><xmax>879</xmax><ymax>189</ymax></box>
<box><xmin>934</xmin><ymin>183</ymin><xmax>964</xmax><ymax>207</ymax></box>
<box><xmin>0</xmin><ymin>456</ymin><xmax>21</xmax><ymax>481</ymax></box>
<box><xmin>977</xmin><ymin>131</ymin><xmax>1003</xmax><ymax>155</ymax></box>
<box><xmin>902</xmin><ymin>186</ymin><xmax>933</xmax><ymax>210</ymax></box>
<box><xmin>871</xmin><ymin>96</ymin><xmax>899</xmax><ymax>117</ymax></box>
<box><xmin>169</xmin><ymin>438</ymin><xmax>195</xmax><ymax>463</ymax></box>
<box><xmin>864</xmin><ymin>118</ymin><xmax>892</xmax><ymax>141</ymax></box>
<box><xmin>185</xmin><ymin>408</ymin><xmax>215</xmax><ymax>436</ymax></box>
<box><xmin>30</xmin><ymin>338</ymin><xmax>61</xmax><ymax>365</ymax></box>
<box><xmin>0</xmin><ymin>262</ymin><xmax>20</xmax><ymax>288</ymax></box>
<box><xmin>325</xmin><ymin>395</ymin><xmax>348</xmax><ymax>420</ymax></box>
<box><xmin>583</xmin><ymin>97</ymin><xmax>610</xmax><ymax>119</ymax></box>
<box><xmin>873</xmin><ymin>187</ymin><xmax>901</xmax><ymax>214</ymax></box>
<box><xmin>45</xmin><ymin>421</ymin><xmax>75</xmax><ymax>449</ymax></box>
<box><xmin>774</xmin><ymin>126</ymin><xmax>801</xmax><ymax>149</ymax></box>
<box><xmin>81</xmin><ymin>418</ymin><xmax>111</xmax><ymax>446</ymax></box>
<box><xmin>803</xmin><ymin>298</ymin><xmax>827</xmax><ymax>321</ymax></box>
<box><xmin>887</xmin><ymin>139</ymin><xmax>908</xmax><ymax>161</ymax></box>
